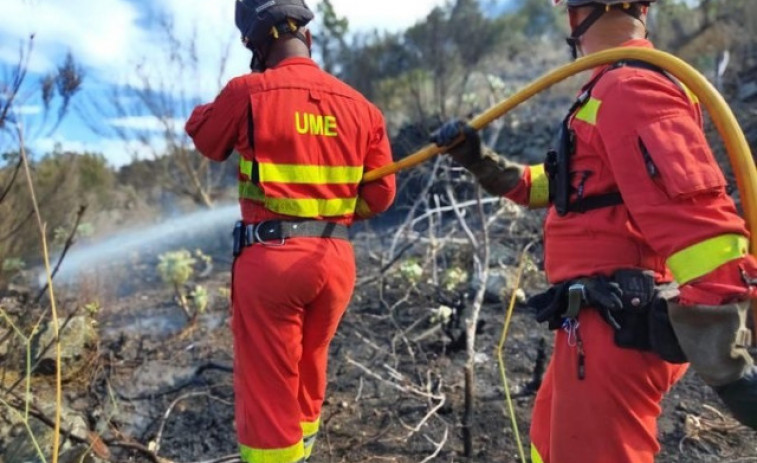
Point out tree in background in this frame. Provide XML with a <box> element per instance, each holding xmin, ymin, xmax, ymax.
<box><xmin>313</xmin><ymin>0</ymin><xmax>349</xmax><ymax>75</ymax></box>
<box><xmin>91</xmin><ymin>16</ymin><xmax>234</xmax><ymax>209</ymax></box>
<box><xmin>1</xmin><ymin>39</ymin><xmax>84</xmax><ymax>149</ymax></box>
<box><xmin>0</xmin><ymin>37</ymin><xmax>86</xmax><ymax>288</ymax></box>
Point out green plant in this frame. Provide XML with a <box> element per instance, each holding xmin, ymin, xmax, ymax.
<box><xmin>218</xmin><ymin>287</ymin><xmax>231</xmax><ymax>299</ymax></box>
<box><xmin>157</xmin><ymin>249</ymin><xmax>213</xmax><ymax>323</ymax></box>
<box><xmin>158</xmin><ymin>250</ymin><xmax>196</xmax><ymax>288</ymax></box>
<box><xmin>194</xmin><ymin>249</ymin><xmax>211</xmax><ymax>266</ymax></box>
<box><xmin>2</xmin><ymin>258</ymin><xmax>26</xmax><ymax>273</ymax></box>
<box><xmin>399</xmin><ymin>258</ymin><xmax>423</xmax><ymax>284</ymax></box>
<box><xmin>82</xmin><ymin>301</ymin><xmax>101</xmax><ymax>316</ymax></box>
<box><xmin>52</xmin><ymin>222</ymin><xmax>94</xmax><ymax>249</ymax></box>
<box><xmin>430</xmin><ymin>305</ymin><xmax>453</xmax><ymax>326</ymax></box>
<box><xmin>190</xmin><ymin>285</ymin><xmax>208</xmax><ymax>315</ymax></box>
<box><xmin>442</xmin><ymin>266</ymin><xmax>468</xmax><ymax>291</ymax></box>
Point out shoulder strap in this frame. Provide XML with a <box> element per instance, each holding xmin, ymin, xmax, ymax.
<box><xmin>616</xmin><ymin>59</ymin><xmax>676</xmax><ymax>83</ymax></box>
<box><xmin>552</xmin><ymin>61</ymin><xmax>632</xmax><ymax>216</ymax></box>
<box><xmin>608</xmin><ymin>59</ymin><xmax>691</xmax><ymax>103</ymax></box>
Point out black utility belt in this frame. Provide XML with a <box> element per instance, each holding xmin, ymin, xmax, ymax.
<box><xmin>232</xmin><ymin>220</ymin><xmax>349</xmax><ymax>255</ymax></box>
<box><xmin>528</xmin><ymin>269</ymin><xmax>687</xmax><ymax>364</ymax></box>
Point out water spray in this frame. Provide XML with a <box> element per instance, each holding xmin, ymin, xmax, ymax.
<box><xmin>45</xmin><ymin>204</ymin><xmax>239</xmax><ymax>284</ymax></box>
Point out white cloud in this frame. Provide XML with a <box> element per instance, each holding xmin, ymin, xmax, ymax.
<box><xmin>2</xmin><ymin>0</ymin><xmax>447</xmax><ymax>166</ymax></box>
<box><xmin>1</xmin><ymin>0</ymin><xmax>447</xmax><ymax>91</ymax></box>
<box><xmin>107</xmin><ymin>115</ymin><xmax>184</xmax><ymax>133</ymax></box>
<box><xmin>1</xmin><ymin>0</ymin><xmax>145</xmax><ymax>75</ymax></box>
<box><xmin>13</xmin><ymin>105</ymin><xmax>42</xmax><ymax>116</ymax></box>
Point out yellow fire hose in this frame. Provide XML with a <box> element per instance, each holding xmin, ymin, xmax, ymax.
<box><xmin>363</xmin><ymin>46</ymin><xmax>757</xmax><ymax>335</ymax></box>
<box><xmin>362</xmin><ymin>47</ymin><xmax>757</xmax><ymax>463</ymax></box>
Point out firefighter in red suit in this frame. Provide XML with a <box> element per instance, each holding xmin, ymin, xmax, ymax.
<box><xmin>185</xmin><ymin>1</ymin><xmax>395</xmax><ymax>461</ymax></box>
<box><xmin>432</xmin><ymin>1</ymin><xmax>757</xmax><ymax>462</ymax></box>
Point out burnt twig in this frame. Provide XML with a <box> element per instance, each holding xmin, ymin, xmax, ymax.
<box><xmin>33</xmin><ymin>204</ymin><xmax>88</xmax><ymax>304</ymax></box>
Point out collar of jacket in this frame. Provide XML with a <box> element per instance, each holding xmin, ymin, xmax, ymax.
<box><xmin>585</xmin><ymin>38</ymin><xmax>655</xmax><ymax>82</ymax></box>
<box><xmin>272</xmin><ymin>56</ymin><xmax>319</xmax><ymax>70</ymax></box>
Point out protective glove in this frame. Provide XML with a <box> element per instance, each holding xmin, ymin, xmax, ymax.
<box><xmin>528</xmin><ymin>284</ymin><xmax>568</xmax><ymax>331</ymax></box>
<box><xmin>431</xmin><ymin>119</ymin><xmax>526</xmax><ymax>197</ymax></box>
<box><xmin>575</xmin><ymin>276</ymin><xmax>624</xmax><ymax>330</ymax></box>
<box><xmin>669</xmin><ymin>301</ymin><xmax>757</xmax><ymax>430</ymax></box>
<box><xmin>430</xmin><ymin>119</ymin><xmax>483</xmax><ymax>169</ymax></box>
<box><xmin>528</xmin><ymin>276</ymin><xmax>624</xmax><ymax>331</ymax></box>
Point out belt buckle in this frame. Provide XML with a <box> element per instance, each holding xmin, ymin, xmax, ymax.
<box><xmin>254</xmin><ymin>220</ymin><xmax>286</xmax><ymax>247</ymax></box>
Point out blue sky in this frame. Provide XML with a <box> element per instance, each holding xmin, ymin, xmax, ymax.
<box><xmin>1</xmin><ymin>0</ymin><xmax>463</xmax><ymax>166</ymax></box>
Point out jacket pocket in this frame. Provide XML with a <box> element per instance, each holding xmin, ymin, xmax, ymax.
<box><xmin>636</xmin><ymin>115</ymin><xmax>725</xmax><ymax>200</ymax></box>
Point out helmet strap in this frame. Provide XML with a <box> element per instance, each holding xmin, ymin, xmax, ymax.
<box><xmin>249</xmin><ymin>42</ymin><xmax>271</xmax><ymax>72</ymax></box>
<box><xmin>566</xmin><ymin>3</ymin><xmax>648</xmax><ymax>60</ymax></box>
<box><xmin>248</xmin><ymin>22</ymin><xmax>311</xmax><ymax>72</ymax></box>
<box><xmin>566</xmin><ymin>5</ymin><xmax>606</xmax><ymax>60</ymax></box>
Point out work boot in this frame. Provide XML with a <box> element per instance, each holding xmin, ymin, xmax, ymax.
<box><xmin>715</xmin><ymin>367</ymin><xmax>757</xmax><ymax>428</ymax></box>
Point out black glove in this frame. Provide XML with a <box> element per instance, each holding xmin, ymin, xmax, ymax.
<box><xmin>528</xmin><ymin>285</ymin><xmax>568</xmax><ymax>331</ymax></box>
<box><xmin>430</xmin><ymin>119</ymin><xmax>483</xmax><ymax>168</ymax></box>
<box><xmin>528</xmin><ymin>277</ymin><xmax>624</xmax><ymax>331</ymax></box>
<box><xmin>576</xmin><ymin>276</ymin><xmax>624</xmax><ymax>330</ymax></box>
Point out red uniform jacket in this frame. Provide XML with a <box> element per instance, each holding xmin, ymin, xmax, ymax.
<box><xmin>505</xmin><ymin>39</ymin><xmax>757</xmax><ymax>305</ymax></box>
<box><xmin>186</xmin><ymin>57</ymin><xmax>396</xmax><ymax>225</ymax></box>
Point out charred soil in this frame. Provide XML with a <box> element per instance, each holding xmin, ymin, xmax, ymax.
<box><xmin>4</xmin><ymin>225</ymin><xmax>754</xmax><ymax>463</ymax></box>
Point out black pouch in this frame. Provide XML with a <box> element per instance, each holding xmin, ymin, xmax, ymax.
<box><xmin>613</xmin><ymin>305</ymin><xmax>652</xmax><ymax>351</ymax></box>
<box><xmin>612</xmin><ymin>270</ymin><xmax>655</xmax><ymax>351</ymax></box>
<box><xmin>648</xmin><ymin>298</ymin><xmax>688</xmax><ymax>364</ymax></box>
<box><xmin>609</xmin><ymin>270</ymin><xmax>687</xmax><ymax>363</ymax></box>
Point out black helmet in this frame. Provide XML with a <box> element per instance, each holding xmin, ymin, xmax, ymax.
<box><xmin>235</xmin><ymin>0</ymin><xmax>314</xmax><ymax>50</ymax></box>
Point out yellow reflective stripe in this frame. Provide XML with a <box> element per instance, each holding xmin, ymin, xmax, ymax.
<box><xmin>239</xmin><ymin>181</ymin><xmax>357</xmax><ymax>217</ymax></box>
<box><xmin>301</xmin><ymin>419</ymin><xmax>319</xmax><ymax>459</ymax></box>
<box><xmin>667</xmin><ymin>234</ymin><xmax>749</xmax><ymax>285</ymax></box>
<box><xmin>239</xmin><ymin>442</ymin><xmax>305</xmax><ymax>463</ymax></box>
<box><xmin>301</xmin><ymin>419</ymin><xmax>320</xmax><ymax>438</ymax></box>
<box><xmin>265</xmin><ymin>197</ymin><xmax>357</xmax><ymax>218</ymax></box>
<box><xmin>239</xmin><ymin>181</ymin><xmax>265</xmax><ymax>201</ymax></box>
<box><xmin>240</xmin><ymin>158</ymin><xmax>254</xmax><ymax>178</ymax></box>
<box><xmin>259</xmin><ymin>163</ymin><xmax>363</xmax><ymax>185</ymax></box>
<box><xmin>574</xmin><ymin>97</ymin><xmax>602</xmax><ymax>125</ymax></box>
<box><xmin>529</xmin><ymin>164</ymin><xmax>550</xmax><ymax>209</ymax></box>
<box><xmin>355</xmin><ymin>198</ymin><xmax>373</xmax><ymax>218</ymax></box>
<box><xmin>531</xmin><ymin>444</ymin><xmax>545</xmax><ymax>463</ymax></box>
<box><xmin>303</xmin><ymin>441</ymin><xmax>315</xmax><ymax>460</ymax></box>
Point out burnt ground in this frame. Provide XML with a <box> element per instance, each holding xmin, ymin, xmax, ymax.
<box><xmin>1</xmin><ymin>199</ymin><xmax>756</xmax><ymax>463</ymax></box>
<box><xmin>4</xmin><ymin>227</ymin><xmax>751</xmax><ymax>463</ymax></box>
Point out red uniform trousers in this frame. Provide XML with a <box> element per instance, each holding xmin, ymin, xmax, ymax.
<box><xmin>530</xmin><ymin>311</ymin><xmax>688</xmax><ymax>463</ymax></box>
<box><xmin>232</xmin><ymin>237</ymin><xmax>355</xmax><ymax>462</ymax></box>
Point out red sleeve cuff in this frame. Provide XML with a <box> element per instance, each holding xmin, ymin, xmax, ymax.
<box><xmin>678</xmin><ymin>256</ymin><xmax>757</xmax><ymax>306</ymax></box>
<box><xmin>503</xmin><ymin>166</ymin><xmax>532</xmax><ymax>206</ymax></box>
